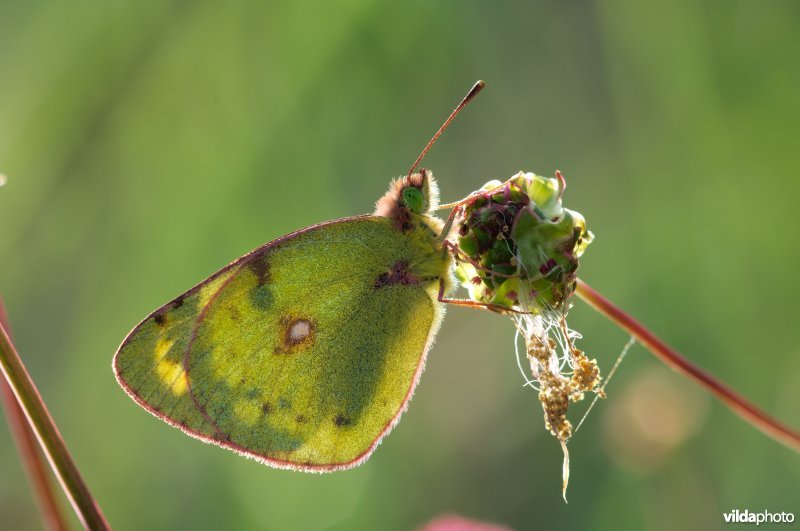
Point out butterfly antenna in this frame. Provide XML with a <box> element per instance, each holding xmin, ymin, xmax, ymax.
<box><xmin>407</xmin><ymin>80</ymin><xmax>486</xmax><ymax>179</ymax></box>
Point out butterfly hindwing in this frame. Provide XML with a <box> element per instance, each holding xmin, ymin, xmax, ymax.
<box><xmin>114</xmin><ymin>215</ymin><xmax>446</xmax><ymax>470</ymax></box>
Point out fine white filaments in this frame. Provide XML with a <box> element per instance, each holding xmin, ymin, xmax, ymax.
<box><xmin>511</xmin><ymin>305</ymin><xmax>603</xmax><ymax>502</ymax></box>
<box><xmin>573</xmin><ymin>335</ymin><xmax>636</xmax><ymax>436</ymax></box>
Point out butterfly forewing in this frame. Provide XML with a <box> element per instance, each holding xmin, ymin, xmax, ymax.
<box><xmin>114</xmin><ymin>216</ymin><xmax>444</xmax><ymax>470</ymax></box>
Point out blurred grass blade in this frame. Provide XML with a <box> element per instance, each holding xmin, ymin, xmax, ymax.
<box><xmin>575</xmin><ymin>279</ymin><xmax>800</xmax><ymax>452</ymax></box>
<box><xmin>0</xmin><ymin>299</ymin><xmax>110</xmax><ymax>530</ymax></box>
<box><xmin>0</xmin><ymin>300</ymin><xmax>69</xmax><ymax>531</ymax></box>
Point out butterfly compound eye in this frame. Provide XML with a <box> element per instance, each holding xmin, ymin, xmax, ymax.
<box><xmin>401</xmin><ymin>186</ymin><xmax>425</xmax><ymax>214</ymax></box>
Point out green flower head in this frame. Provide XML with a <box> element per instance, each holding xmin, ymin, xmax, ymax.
<box><xmin>454</xmin><ymin>171</ymin><xmax>593</xmax><ymax>311</ymax></box>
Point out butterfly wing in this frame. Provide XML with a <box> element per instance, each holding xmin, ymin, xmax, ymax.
<box><xmin>114</xmin><ymin>215</ymin><xmax>446</xmax><ymax>470</ymax></box>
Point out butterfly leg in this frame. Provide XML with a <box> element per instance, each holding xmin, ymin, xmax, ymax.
<box><xmin>436</xmin><ymin>203</ymin><xmax>463</xmax><ymax>245</ymax></box>
<box><xmin>435</xmin><ymin>278</ymin><xmax>533</xmax><ymax>315</ymax></box>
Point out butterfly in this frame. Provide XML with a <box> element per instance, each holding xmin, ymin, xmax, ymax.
<box><xmin>113</xmin><ymin>81</ymin><xmax>487</xmax><ymax>471</ymax></box>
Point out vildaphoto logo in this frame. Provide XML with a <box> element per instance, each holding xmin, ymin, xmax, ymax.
<box><xmin>723</xmin><ymin>509</ymin><xmax>795</xmax><ymax>525</ymax></box>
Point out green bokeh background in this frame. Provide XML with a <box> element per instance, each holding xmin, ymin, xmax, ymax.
<box><xmin>1</xmin><ymin>1</ymin><xmax>799</xmax><ymax>530</ymax></box>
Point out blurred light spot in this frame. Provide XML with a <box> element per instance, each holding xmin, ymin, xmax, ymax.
<box><xmin>418</xmin><ymin>514</ymin><xmax>514</xmax><ymax>531</ymax></box>
<box><xmin>0</xmin><ymin>174</ymin><xmax>7</xmax><ymax>187</ymax></box>
<box><xmin>602</xmin><ymin>366</ymin><xmax>709</xmax><ymax>473</ymax></box>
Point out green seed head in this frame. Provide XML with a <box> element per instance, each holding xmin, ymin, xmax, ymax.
<box><xmin>455</xmin><ymin>171</ymin><xmax>593</xmax><ymax>311</ymax></box>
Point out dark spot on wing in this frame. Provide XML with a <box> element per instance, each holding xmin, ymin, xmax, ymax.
<box><xmin>172</xmin><ymin>295</ymin><xmax>184</xmax><ymax>309</ymax></box>
<box><xmin>295</xmin><ymin>415</ymin><xmax>306</xmax><ymax>424</ymax></box>
<box><xmin>374</xmin><ymin>260</ymin><xmax>421</xmax><ymax>288</ymax></box>
<box><xmin>334</xmin><ymin>414</ymin><xmax>351</xmax><ymax>427</ymax></box>
<box><xmin>275</xmin><ymin>316</ymin><xmax>316</xmax><ymax>354</ymax></box>
<box><xmin>261</xmin><ymin>402</ymin><xmax>272</xmax><ymax>415</ymax></box>
<box><xmin>250</xmin><ymin>285</ymin><xmax>274</xmax><ymax>310</ymax></box>
<box><xmin>249</xmin><ymin>257</ymin><xmax>271</xmax><ymax>286</ymax></box>
<box><xmin>154</xmin><ymin>313</ymin><xmax>167</xmax><ymax>326</ymax></box>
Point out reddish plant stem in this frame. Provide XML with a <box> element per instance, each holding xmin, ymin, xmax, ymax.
<box><xmin>0</xmin><ymin>302</ymin><xmax>69</xmax><ymax>531</ymax></box>
<box><xmin>1</xmin><ymin>385</ymin><xmax>70</xmax><ymax>531</ymax></box>
<box><xmin>575</xmin><ymin>279</ymin><xmax>800</xmax><ymax>452</ymax></box>
<box><xmin>0</xmin><ymin>299</ymin><xmax>110</xmax><ymax>530</ymax></box>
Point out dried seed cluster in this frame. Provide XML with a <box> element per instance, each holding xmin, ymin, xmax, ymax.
<box><xmin>527</xmin><ymin>330</ymin><xmax>603</xmax><ymax>442</ymax></box>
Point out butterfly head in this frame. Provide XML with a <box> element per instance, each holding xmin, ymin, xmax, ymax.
<box><xmin>401</xmin><ymin>168</ymin><xmax>439</xmax><ymax>213</ymax></box>
<box><xmin>374</xmin><ymin>168</ymin><xmax>440</xmax><ymax>229</ymax></box>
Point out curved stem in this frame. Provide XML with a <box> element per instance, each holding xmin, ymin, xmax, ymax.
<box><xmin>0</xmin><ymin>302</ymin><xmax>110</xmax><ymax>530</ymax></box>
<box><xmin>575</xmin><ymin>278</ymin><xmax>800</xmax><ymax>452</ymax></box>
<box><xmin>0</xmin><ymin>302</ymin><xmax>69</xmax><ymax>531</ymax></box>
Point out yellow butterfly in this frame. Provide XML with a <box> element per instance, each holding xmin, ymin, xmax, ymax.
<box><xmin>114</xmin><ymin>82</ymin><xmax>486</xmax><ymax>471</ymax></box>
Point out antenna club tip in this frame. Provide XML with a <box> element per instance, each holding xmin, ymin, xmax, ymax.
<box><xmin>470</xmin><ymin>80</ymin><xmax>486</xmax><ymax>96</ymax></box>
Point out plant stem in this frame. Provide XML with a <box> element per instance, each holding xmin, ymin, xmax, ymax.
<box><xmin>575</xmin><ymin>279</ymin><xmax>800</xmax><ymax>452</ymax></box>
<box><xmin>0</xmin><ymin>300</ymin><xmax>110</xmax><ymax>530</ymax></box>
<box><xmin>0</xmin><ymin>302</ymin><xmax>69</xmax><ymax>531</ymax></box>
